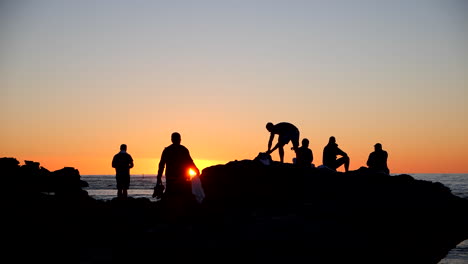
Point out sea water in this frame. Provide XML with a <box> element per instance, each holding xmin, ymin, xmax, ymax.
<box><xmin>81</xmin><ymin>173</ymin><xmax>468</xmax><ymax>263</ymax></box>
<box><xmin>83</xmin><ymin>174</ymin><xmax>158</xmax><ymax>201</ymax></box>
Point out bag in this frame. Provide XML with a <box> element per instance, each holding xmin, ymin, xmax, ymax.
<box><xmin>191</xmin><ymin>175</ymin><xmax>205</xmax><ymax>204</ymax></box>
<box><xmin>254</xmin><ymin>152</ymin><xmax>273</xmax><ymax>166</ymax></box>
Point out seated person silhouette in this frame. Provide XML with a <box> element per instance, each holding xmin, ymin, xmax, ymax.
<box><xmin>265</xmin><ymin>122</ymin><xmax>300</xmax><ymax>163</ymax></box>
<box><xmin>367</xmin><ymin>143</ymin><xmax>389</xmax><ymax>174</ymax></box>
<box><xmin>295</xmin><ymin>138</ymin><xmax>313</xmax><ymax>168</ymax></box>
<box><xmin>322</xmin><ymin>136</ymin><xmax>350</xmax><ymax>172</ymax></box>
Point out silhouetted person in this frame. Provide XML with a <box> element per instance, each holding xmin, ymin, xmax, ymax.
<box><xmin>153</xmin><ymin>132</ymin><xmax>199</xmax><ymax>222</ymax></box>
<box><xmin>367</xmin><ymin>143</ymin><xmax>389</xmax><ymax>174</ymax></box>
<box><xmin>296</xmin><ymin>138</ymin><xmax>313</xmax><ymax>167</ymax></box>
<box><xmin>322</xmin><ymin>136</ymin><xmax>350</xmax><ymax>172</ymax></box>
<box><xmin>265</xmin><ymin>122</ymin><xmax>300</xmax><ymax>163</ymax></box>
<box><xmin>112</xmin><ymin>144</ymin><xmax>134</xmax><ymax>199</ymax></box>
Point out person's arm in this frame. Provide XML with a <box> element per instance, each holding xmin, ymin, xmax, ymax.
<box><xmin>336</xmin><ymin>147</ymin><xmax>348</xmax><ymax>157</ymax></box>
<box><xmin>267</xmin><ymin>133</ymin><xmax>274</xmax><ymax>152</ymax></box>
<box><xmin>186</xmin><ymin>149</ymin><xmax>200</xmax><ymax>176</ymax></box>
<box><xmin>156</xmin><ymin>150</ymin><xmax>166</xmax><ymax>184</ymax></box>
<box><xmin>112</xmin><ymin>155</ymin><xmax>116</xmax><ymax>168</ymax></box>
<box><xmin>366</xmin><ymin>153</ymin><xmax>373</xmax><ymax>167</ymax></box>
<box><xmin>129</xmin><ymin>155</ymin><xmax>134</xmax><ymax>169</ymax></box>
<box><xmin>268</xmin><ymin>142</ymin><xmax>280</xmax><ymax>154</ymax></box>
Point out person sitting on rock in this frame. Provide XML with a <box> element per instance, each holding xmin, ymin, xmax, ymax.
<box><xmin>295</xmin><ymin>138</ymin><xmax>313</xmax><ymax>168</ymax></box>
<box><xmin>322</xmin><ymin>136</ymin><xmax>350</xmax><ymax>172</ymax></box>
<box><xmin>265</xmin><ymin>122</ymin><xmax>300</xmax><ymax>163</ymax></box>
<box><xmin>367</xmin><ymin>143</ymin><xmax>389</xmax><ymax>174</ymax></box>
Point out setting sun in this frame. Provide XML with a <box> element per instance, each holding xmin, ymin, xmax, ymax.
<box><xmin>188</xmin><ymin>168</ymin><xmax>197</xmax><ymax>179</ymax></box>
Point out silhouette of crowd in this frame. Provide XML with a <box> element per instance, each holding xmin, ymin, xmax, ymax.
<box><xmin>112</xmin><ymin>122</ymin><xmax>390</xmax><ymax>208</ymax></box>
<box><xmin>264</xmin><ymin>121</ymin><xmax>389</xmax><ymax>174</ymax></box>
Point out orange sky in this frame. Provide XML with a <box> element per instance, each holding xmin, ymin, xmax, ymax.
<box><xmin>1</xmin><ymin>1</ymin><xmax>468</xmax><ymax>174</ymax></box>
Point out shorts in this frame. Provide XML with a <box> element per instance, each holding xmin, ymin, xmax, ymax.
<box><xmin>278</xmin><ymin>129</ymin><xmax>300</xmax><ymax>148</ymax></box>
<box><xmin>116</xmin><ymin>174</ymin><xmax>130</xmax><ymax>189</ymax></box>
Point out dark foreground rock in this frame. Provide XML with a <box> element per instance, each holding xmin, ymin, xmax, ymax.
<box><xmin>3</xmin><ymin>157</ymin><xmax>468</xmax><ymax>263</ymax></box>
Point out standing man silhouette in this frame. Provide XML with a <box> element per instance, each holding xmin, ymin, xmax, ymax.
<box><xmin>367</xmin><ymin>143</ymin><xmax>389</xmax><ymax>174</ymax></box>
<box><xmin>154</xmin><ymin>133</ymin><xmax>199</xmax><ymax>219</ymax></box>
<box><xmin>112</xmin><ymin>144</ymin><xmax>134</xmax><ymax>199</ymax></box>
<box><xmin>265</xmin><ymin>122</ymin><xmax>300</xmax><ymax>163</ymax></box>
<box><xmin>322</xmin><ymin>136</ymin><xmax>350</xmax><ymax>172</ymax></box>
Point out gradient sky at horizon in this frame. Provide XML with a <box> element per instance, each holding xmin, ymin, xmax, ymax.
<box><xmin>1</xmin><ymin>0</ymin><xmax>467</xmax><ymax>174</ymax></box>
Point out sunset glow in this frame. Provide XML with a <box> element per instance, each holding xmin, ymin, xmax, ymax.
<box><xmin>188</xmin><ymin>168</ymin><xmax>197</xmax><ymax>179</ymax></box>
<box><xmin>1</xmin><ymin>1</ymin><xmax>467</xmax><ymax>174</ymax></box>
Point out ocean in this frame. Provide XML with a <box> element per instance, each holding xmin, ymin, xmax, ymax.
<box><xmin>81</xmin><ymin>173</ymin><xmax>468</xmax><ymax>263</ymax></box>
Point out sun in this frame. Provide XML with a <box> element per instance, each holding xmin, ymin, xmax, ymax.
<box><xmin>188</xmin><ymin>168</ymin><xmax>197</xmax><ymax>179</ymax></box>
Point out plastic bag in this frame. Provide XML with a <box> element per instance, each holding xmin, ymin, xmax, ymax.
<box><xmin>191</xmin><ymin>175</ymin><xmax>205</xmax><ymax>204</ymax></box>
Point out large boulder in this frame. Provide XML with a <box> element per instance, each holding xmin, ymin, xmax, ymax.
<box><xmin>1</xmin><ymin>157</ymin><xmax>88</xmax><ymax>198</ymax></box>
<box><xmin>196</xmin><ymin>159</ymin><xmax>468</xmax><ymax>263</ymax></box>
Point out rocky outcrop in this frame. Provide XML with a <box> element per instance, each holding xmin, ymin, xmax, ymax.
<box><xmin>3</xmin><ymin>156</ymin><xmax>468</xmax><ymax>263</ymax></box>
<box><xmin>196</xmin><ymin>159</ymin><xmax>468</xmax><ymax>263</ymax></box>
<box><xmin>2</xmin><ymin>157</ymin><xmax>88</xmax><ymax>198</ymax></box>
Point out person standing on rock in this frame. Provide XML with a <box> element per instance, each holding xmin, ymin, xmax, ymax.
<box><xmin>322</xmin><ymin>136</ymin><xmax>350</xmax><ymax>172</ymax></box>
<box><xmin>367</xmin><ymin>143</ymin><xmax>389</xmax><ymax>174</ymax></box>
<box><xmin>112</xmin><ymin>144</ymin><xmax>134</xmax><ymax>199</ymax></box>
<box><xmin>153</xmin><ymin>132</ymin><xmax>199</xmax><ymax>223</ymax></box>
<box><xmin>265</xmin><ymin>122</ymin><xmax>300</xmax><ymax>163</ymax></box>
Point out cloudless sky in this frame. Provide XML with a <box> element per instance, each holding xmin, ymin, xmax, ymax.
<box><xmin>1</xmin><ymin>0</ymin><xmax>467</xmax><ymax>174</ymax></box>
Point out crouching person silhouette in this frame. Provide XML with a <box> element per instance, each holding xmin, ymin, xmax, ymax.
<box><xmin>153</xmin><ymin>132</ymin><xmax>199</xmax><ymax>225</ymax></box>
<box><xmin>265</xmin><ymin>122</ymin><xmax>300</xmax><ymax>163</ymax></box>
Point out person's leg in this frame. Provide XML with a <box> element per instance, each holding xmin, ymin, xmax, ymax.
<box><xmin>336</xmin><ymin>156</ymin><xmax>350</xmax><ymax>172</ymax></box>
<box><xmin>123</xmin><ymin>188</ymin><xmax>128</xmax><ymax>198</ymax></box>
<box><xmin>292</xmin><ymin>130</ymin><xmax>300</xmax><ymax>151</ymax></box>
<box><xmin>279</xmin><ymin>146</ymin><xmax>284</xmax><ymax>163</ymax></box>
<box><xmin>344</xmin><ymin>156</ymin><xmax>350</xmax><ymax>172</ymax></box>
<box><xmin>117</xmin><ymin>188</ymin><xmax>123</xmax><ymax>198</ymax></box>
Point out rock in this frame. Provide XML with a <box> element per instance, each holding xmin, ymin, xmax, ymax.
<box><xmin>1</xmin><ymin>157</ymin><xmax>89</xmax><ymax>198</ymax></box>
<box><xmin>3</xmin><ymin>156</ymin><xmax>467</xmax><ymax>263</ymax></box>
<box><xmin>197</xmin><ymin>160</ymin><xmax>468</xmax><ymax>263</ymax></box>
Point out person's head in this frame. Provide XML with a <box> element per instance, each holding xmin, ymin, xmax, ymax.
<box><xmin>374</xmin><ymin>143</ymin><xmax>382</xmax><ymax>151</ymax></box>
<box><xmin>328</xmin><ymin>136</ymin><xmax>336</xmax><ymax>144</ymax></box>
<box><xmin>302</xmin><ymin>138</ymin><xmax>309</xmax><ymax>147</ymax></box>
<box><xmin>120</xmin><ymin>144</ymin><xmax>127</xmax><ymax>151</ymax></box>
<box><xmin>171</xmin><ymin>132</ymin><xmax>181</xmax><ymax>145</ymax></box>
<box><xmin>266</xmin><ymin>122</ymin><xmax>274</xmax><ymax>132</ymax></box>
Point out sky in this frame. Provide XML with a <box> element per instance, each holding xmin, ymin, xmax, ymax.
<box><xmin>1</xmin><ymin>0</ymin><xmax>467</xmax><ymax>174</ymax></box>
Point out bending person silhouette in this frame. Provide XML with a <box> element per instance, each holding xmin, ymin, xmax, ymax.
<box><xmin>153</xmin><ymin>132</ymin><xmax>199</xmax><ymax>210</ymax></box>
<box><xmin>322</xmin><ymin>136</ymin><xmax>350</xmax><ymax>172</ymax></box>
<box><xmin>112</xmin><ymin>144</ymin><xmax>134</xmax><ymax>199</ymax></box>
<box><xmin>265</xmin><ymin>122</ymin><xmax>300</xmax><ymax>163</ymax></box>
<box><xmin>296</xmin><ymin>138</ymin><xmax>313</xmax><ymax>168</ymax></box>
<box><xmin>367</xmin><ymin>143</ymin><xmax>389</xmax><ymax>174</ymax></box>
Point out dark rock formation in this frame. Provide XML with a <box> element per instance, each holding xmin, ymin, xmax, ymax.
<box><xmin>3</xmin><ymin>156</ymin><xmax>468</xmax><ymax>263</ymax></box>
<box><xmin>196</xmin><ymin>160</ymin><xmax>468</xmax><ymax>263</ymax></box>
<box><xmin>2</xmin><ymin>157</ymin><xmax>88</xmax><ymax>197</ymax></box>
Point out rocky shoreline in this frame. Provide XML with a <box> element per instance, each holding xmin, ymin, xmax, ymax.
<box><xmin>3</xmin><ymin>157</ymin><xmax>468</xmax><ymax>263</ymax></box>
